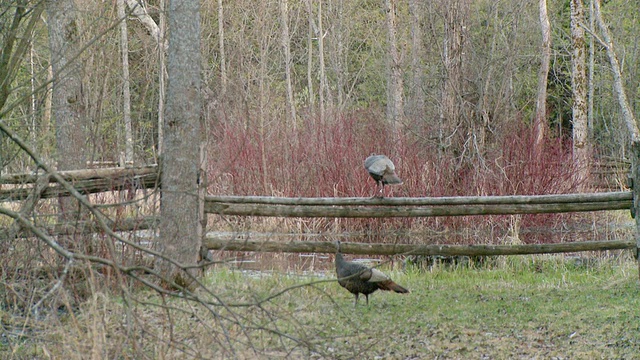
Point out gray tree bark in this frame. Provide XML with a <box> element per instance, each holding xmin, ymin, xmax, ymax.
<box><xmin>46</xmin><ymin>0</ymin><xmax>88</xmax><ymax>221</ymax></box>
<box><xmin>258</xmin><ymin>1</ymin><xmax>269</xmax><ymax>194</ymax></box>
<box><xmin>592</xmin><ymin>0</ymin><xmax>638</xmax><ymax>142</ymax></box>
<box><xmin>534</xmin><ymin>0</ymin><xmax>551</xmax><ymax>158</ymax></box>
<box><xmin>588</xmin><ymin>0</ymin><xmax>595</xmax><ymax>133</ymax></box>
<box><xmin>570</xmin><ymin>0</ymin><xmax>590</xmax><ymax>185</ymax></box>
<box><xmin>122</xmin><ymin>0</ymin><xmax>166</xmax><ymax>157</ymax></box>
<box><xmin>317</xmin><ymin>0</ymin><xmax>327</xmax><ymax>124</ymax></box>
<box><xmin>439</xmin><ymin>0</ymin><xmax>469</xmax><ymax>155</ymax></box>
<box><xmin>592</xmin><ymin>0</ymin><xmax>640</xmax><ymax>275</ymax></box>
<box><xmin>218</xmin><ymin>0</ymin><xmax>227</xmax><ymax>96</ymax></box>
<box><xmin>408</xmin><ymin>0</ymin><xmax>424</xmax><ymax>122</ymax></box>
<box><xmin>125</xmin><ymin>0</ymin><xmax>165</xmax><ymax>48</ymax></box>
<box><xmin>117</xmin><ymin>0</ymin><xmax>133</xmax><ymax>164</ymax></box>
<box><xmin>384</xmin><ymin>0</ymin><xmax>404</xmax><ymax>139</ymax></box>
<box><xmin>305</xmin><ymin>0</ymin><xmax>315</xmax><ymax>113</ymax></box>
<box><xmin>280</xmin><ymin>0</ymin><xmax>297</xmax><ymax>129</ymax></box>
<box><xmin>158</xmin><ymin>0</ymin><xmax>206</xmax><ymax>289</ymax></box>
<box><xmin>158</xmin><ymin>0</ymin><xmax>166</xmax><ymax>156</ymax></box>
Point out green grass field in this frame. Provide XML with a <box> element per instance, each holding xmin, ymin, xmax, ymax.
<box><xmin>3</xmin><ymin>254</ymin><xmax>640</xmax><ymax>359</ymax></box>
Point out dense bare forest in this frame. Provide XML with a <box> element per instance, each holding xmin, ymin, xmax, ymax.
<box><xmin>2</xmin><ymin>0</ymin><xmax>639</xmax><ymax>183</ymax></box>
<box><xmin>3</xmin><ymin>0</ymin><xmax>637</xmax><ymax>240</ymax></box>
<box><xmin>1</xmin><ymin>0</ymin><xmax>640</xmax><ymax>357</ymax></box>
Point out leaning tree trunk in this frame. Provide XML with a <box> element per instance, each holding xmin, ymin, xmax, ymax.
<box><xmin>0</xmin><ymin>3</ymin><xmax>42</xmax><ymax>173</ymax></box>
<box><xmin>123</xmin><ymin>0</ymin><xmax>165</xmax><ymax>157</ymax></box>
<box><xmin>157</xmin><ymin>0</ymin><xmax>206</xmax><ymax>290</ymax></box>
<box><xmin>593</xmin><ymin>0</ymin><xmax>640</xmax><ymax>281</ymax></box>
<box><xmin>593</xmin><ymin>0</ymin><xmax>638</xmax><ymax>141</ymax></box>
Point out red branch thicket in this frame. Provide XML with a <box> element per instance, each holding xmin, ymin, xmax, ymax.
<box><xmin>207</xmin><ymin>110</ymin><xmax>602</xmax><ymax>245</ymax></box>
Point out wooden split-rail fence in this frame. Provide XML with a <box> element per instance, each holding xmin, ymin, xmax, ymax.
<box><xmin>1</xmin><ymin>165</ymin><xmax>638</xmax><ymax>261</ymax></box>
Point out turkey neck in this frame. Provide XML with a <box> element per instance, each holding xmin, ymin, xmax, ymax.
<box><xmin>335</xmin><ymin>251</ymin><xmax>346</xmax><ymax>269</ymax></box>
<box><xmin>336</xmin><ymin>249</ymin><xmax>354</xmax><ymax>278</ymax></box>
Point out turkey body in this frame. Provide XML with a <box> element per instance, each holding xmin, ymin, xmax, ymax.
<box><xmin>364</xmin><ymin>154</ymin><xmax>402</xmax><ymax>196</ymax></box>
<box><xmin>334</xmin><ymin>241</ymin><xmax>409</xmax><ymax>306</ymax></box>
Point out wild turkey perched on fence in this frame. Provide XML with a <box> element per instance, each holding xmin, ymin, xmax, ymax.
<box><xmin>334</xmin><ymin>241</ymin><xmax>409</xmax><ymax>306</ymax></box>
<box><xmin>364</xmin><ymin>154</ymin><xmax>402</xmax><ymax>197</ymax></box>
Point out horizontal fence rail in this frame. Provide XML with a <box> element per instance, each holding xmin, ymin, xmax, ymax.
<box><xmin>206</xmin><ymin>192</ymin><xmax>632</xmax><ymax>205</ymax></box>
<box><xmin>205</xmin><ymin>192</ymin><xmax>633</xmax><ymax>218</ymax></box>
<box><xmin>204</xmin><ymin>238</ymin><xmax>635</xmax><ymax>256</ymax></box>
<box><xmin>1</xmin><ymin>167</ymin><xmax>636</xmax><ymax>258</ymax></box>
<box><xmin>0</xmin><ymin>217</ymin><xmax>159</xmax><ymax>240</ymax></box>
<box><xmin>0</xmin><ymin>165</ymin><xmax>157</xmax><ymax>184</ymax></box>
<box><xmin>0</xmin><ymin>166</ymin><xmax>158</xmax><ymax>202</ymax></box>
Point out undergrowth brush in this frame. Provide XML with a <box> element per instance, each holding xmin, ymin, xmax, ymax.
<box><xmin>3</xmin><ymin>253</ymin><xmax>639</xmax><ymax>359</ymax></box>
<box><xmin>208</xmin><ymin>110</ymin><xmax>628</xmax><ymax>245</ymax></box>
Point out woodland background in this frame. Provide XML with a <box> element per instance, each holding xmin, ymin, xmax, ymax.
<box><xmin>2</xmin><ymin>0</ymin><xmax>638</xmax><ymax>191</ymax></box>
<box><xmin>3</xmin><ymin>0</ymin><xmax>638</xmax><ymax>244</ymax></box>
<box><xmin>1</xmin><ymin>0</ymin><xmax>640</xmax><ymax>357</ymax></box>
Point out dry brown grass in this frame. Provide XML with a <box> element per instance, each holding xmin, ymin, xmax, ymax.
<box><xmin>3</xmin><ymin>253</ymin><xmax>640</xmax><ymax>359</ymax></box>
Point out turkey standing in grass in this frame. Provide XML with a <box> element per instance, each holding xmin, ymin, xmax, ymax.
<box><xmin>334</xmin><ymin>241</ymin><xmax>409</xmax><ymax>306</ymax></box>
<box><xmin>364</xmin><ymin>154</ymin><xmax>402</xmax><ymax>197</ymax></box>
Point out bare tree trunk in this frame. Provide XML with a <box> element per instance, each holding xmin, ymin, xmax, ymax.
<box><xmin>30</xmin><ymin>43</ymin><xmax>37</xmax><ymax>146</ymax></box>
<box><xmin>305</xmin><ymin>0</ymin><xmax>315</xmax><ymax>115</ymax></box>
<box><xmin>46</xmin><ymin>0</ymin><xmax>88</xmax><ymax>215</ymax></box>
<box><xmin>43</xmin><ymin>65</ymin><xmax>53</xmax><ymax>149</ymax></box>
<box><xmin>218</xmin><ymin>0</ymin><xmax>227</xmax><ymax>96</ymax></box>
<box><xmin>317</xmin><ymin>0</ymin><xmax>327</xmax><ymax>124</ymax></box>
<box><xmin>408</xmin><ymin>0</ymin><xmax>424</xmax><ymax>122</ymax></box>
<box><xmin>1</xmin><ymin>3</ymin><xmax>44</xmax><ymax>112</ymax></box>
<box><xmin>123</xmin><ymin>0</ymin><xmax>165</xmax><ymax>157</ymax></box>
<box><xmin>117</xmin><ymin>0</ymin><xmax>133</xmax><ymax>165</ymax></box>
<box><xmin>384</xmin><ymin>0</ymin><xmax>404</xmax><ymax>140</ymax></box>
<box><xmin>0</xmin><ymin>3</ymin><xmax>45</xmax><ymax>174</ymax></box>
<box><xmin>592</xmin><ymin>0</ymin><xmax>639</xmax><ymax>142</ymax></box>
<box><xmin>125</xmin><ymin>0</ymin><xmax>163</xmax><ymax>45</ymax></box>
<box><xmin>570</xmin><ymin>0</ymin><xmax>589</xmax><ymax>186</ymax></box>
<box><xmin>257</xmin><ymin>1</ymin><xmax>270</xmax><ymax>194</ymax></box>
<box><xmin>280</xmin><ymin>0</ymin><xmax>297</xmax><ymax>129</ymax></box>
<box><xmin>259</xmin><ymin>50</ymin><xmax>269</xmax><ymax>194</ymax></box>
<box><xmin>533</xmin><ymin>0</ymin><xmax>551</xmax><ymax>159</ymax></box>
<box><xmin>439</xmin><ymin>0</ymin><xmax>468</xmax><ymax>156</ymax></box>
<box><xmin>158</xmin><ymin>0</ymin><xmax>205</xmax><ymax>289</ymax></box>
<box><xmin>330</xmin><ymin>0</ymin><xmax>346</xmax><ymax>110</ymax></box>
<box><xmin>587</xmin><ymin>0</ymin><xmax>595</xmax><ymax>133</ymax></box>
<box><xmin>157</xmin><ymin>0</ymin><xmax>166</xmax><ymax>157</ymax></box>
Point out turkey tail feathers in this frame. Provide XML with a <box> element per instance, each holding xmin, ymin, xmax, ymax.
<box><xmin>382</xmin><ymin>173</ymin><xmax>403</xmax><ymax>185</ymax></box>
<box><xmin>379</xmin><ymin>280</ymin><xmax>410</xmax><ymax>294</ymax></box>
